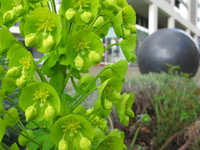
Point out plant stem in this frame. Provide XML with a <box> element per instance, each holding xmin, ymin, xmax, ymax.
<box><xmin>107</xmin><ymin>115</ymin><xmax>114</xmax><ymax>131</ymax></box>
<box><xmin>71</xmin><ymin>87</ymin><xmax>98</xmax><ymax>111</ymax></box>
<box><xmin>62</xmin><ymin>66</ymin><xmax>73</xmax><ymax>94</ymax></box>
<box><xmin>5</xmin><ymin>96</ymin><xmax>24</xmax><ymax>113</ymax></box>
<box><xmin>35</xmin><ymin>64</ymin><xmax>48</xmax><ymax>83</ymax></box>
<box><xmin>129</xmin><ymin>123</ymin><xmax>143</xmax><ymax>150</ymax></box>
<box><xmin>9</xmin><ymin>126</ymin><xmax>42</xmax><ymax>147</ymax></box>
<box><xmin>160</xmin><ymin>130</ymin><xmax>182</xmax><ymax>150</ymax></box>
<box><xmin>84</xmin><ymin>15</ymin><xmax>99</xmax><ymax>30</ymax></box>
<box><xmin>104</xmin><ymin>42</ymin><xmax>120</xmax><ymax>51</ymax></box>
<box><xmin>72</xmin><ymin>66</ymin><xmax>112</xmax><ymax>102</ymax></box>
<box><xmin>87</xmin><ymin>108</ymin><xmax>103</xmax><ymax>122</ymax></box>
<box><xmin>0</xmin><ymin>142</ymin><xmax>11</xmax><ymax>150</ymax></box>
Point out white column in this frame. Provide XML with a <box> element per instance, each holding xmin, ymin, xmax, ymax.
<box><xmin>167</xmin><ymin>17</ymin><xmax>175</xmax><ymax>28</ymax></box>
<box><xmin>170</xmin><ymin>0</ymin><xmax>175</xmax><ymax>6</ymax></box>
<box><xmin>186</xmin><ymin>0</ymin><xmax>191</xmax><ymax>22</ymax></box>
<box><xmin>148</xmin><ymin>3</ymin><xmax>158</xmax><ymax>34</ymax></box>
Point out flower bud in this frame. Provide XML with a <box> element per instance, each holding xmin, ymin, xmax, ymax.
<box><xmin>42</xmin><ymin>32</ymin><xmax>48</xmax><ymax>39</ymax></box>
<box><xmin>125</xmin><ymin>108</ymin><xmax>134</xmax><ymax>117</ymax></box>
<box><xmin>80</xmin><ymin>137</ymin><xmax>91</xmax><ymax>150</ymax></box>
<box><xmin>74</xmin><ymin>55</ymin><xmax>84</xmax><ymax>71</ymax></box>
<box><xmin>6</xmin><ymin>67</ymin><xmax>20</xmax><ymax>77</ymax></box>
<box><xmin>141</xmin><ymin>114</ymin><xmax>151</xmax><ymax>123</ymax></box>
<box><xmin>128</xmin><ymin>24</ymin><xmax>137</xmax><ymax>33</ymax></box>
<box><xmin>88</xmin><ymin>51</ymin><xmax>101</xmax><ymax>65</ymax></box>
<box><xmin>81</xmin><ymin>12</ymin><xmax>92</xmax><ymax>23</ymax></box>
<box><xmin>86</xmin><ymin>108</ymin><xmax>93</xmax><ymax>115</ymax></box>
<box><xmin>123</xmin><ymin>27</ymin><xmax>131</xmax><ymax>39</ymax></box>
<box><xmin>3</xmin><ymin>10</ymin><xmax>14</xmax><ymax>23</ymax></box>
<box><xmin>65</xmin><ymin>9</ymin><xmax>76</xmax><ymax>20</ymax></box>
<box><xmin>25</xmin><ymin>33</ymin><xmax>38</xmax><ymax>47</ymax></box>
<box><xmin>42</xmin><ymin>35</ymin><xmax>55</xmax><ymax>52</ymax></box>
<box><xmin>105</xmin><ymin>0</ymin><xmax>116</xmax><ymax>8</ymax></box>
<box><xmin>44</xmin><ymin>105</ymin><xmax>55</xmax><ymax>121</ymax></box>
<box><xmin>13</xmin><ymin>4</ymin><xmax>24</xmax><ymax>16</ymax></box>
<box><xmin>109</xmin><ymin>91</ymin><xmax>121</xmax><ymax>102</ymax></box>
<box><xmin>78</xmin><ymin>8</ymin><xmax>84</xmax><ymax>14</ymax></box>
<box><xmin>93</xmin><ymin>16</ymin><xmax>104</xmax><ymax>28</ymax></box>
<box><xmin>58</xmin><ymin>139</ymin><xmax>68</xmax><ymax>150</ymax></box>
<box><xmin>122</xmin><ymin>115</ymin><xmax>129</xmax><ymax>125</ymax></box>
<box><xmin>16</xmin><ymin>75</ymin><xmax>27</xmax><ymax>88</ymax></box>
<box><xmin>25</xmin><ymin>105</ymin><xmax>37</xmax><ymax>121</ymax></box>
<box><xmin>104</xmin><ymin>99</ymin><xmax>112</xmax><ymax>110</ymax></box>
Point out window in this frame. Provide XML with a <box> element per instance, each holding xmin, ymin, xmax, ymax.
<box><xmin>175</xmin><ymin>0</ymin><xmax>180</xmax><ymax>8</ymax></box>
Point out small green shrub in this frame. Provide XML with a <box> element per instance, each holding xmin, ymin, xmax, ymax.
<box><xmin>123</xmin><ymin>72</ymin><xmax>200</xmax><ymax>149</ymax></box>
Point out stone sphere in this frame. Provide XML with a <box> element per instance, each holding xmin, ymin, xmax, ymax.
<box><xmin>137</xmin><ymin>28</ymin><xmax>200</xmax><ymax>77</ymax></box>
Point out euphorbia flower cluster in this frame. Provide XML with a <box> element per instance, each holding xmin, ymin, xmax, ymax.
<box><xmin>0</xmin><ymin>0</ymin><xmax>137</xmax><ymax>149</ymax></box>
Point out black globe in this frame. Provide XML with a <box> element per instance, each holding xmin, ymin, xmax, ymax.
<box><xmin>137</xmin><ymin>28</ymin><xmax>200</xmax><ymax>77</ymax></box>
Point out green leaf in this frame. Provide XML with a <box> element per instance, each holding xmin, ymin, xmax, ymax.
<box><xmin>73</xmin><ymin>105</ymin><xmax>87</xmax><ymax>116</ymax></box>
<box><xmin>10</xmin><ymin>143</ymin><xmax>19</xmax><ymax>150</ymax></box>
<box><xmin>115</xmin><ymin>93</ymin><xmax>134</xmax><ymax>125</ymax></box>
<box><xmin>120</xmin><ymin>35</ymin><xmax>137</xmax><ymax>62</ymax></box>
<box><xmin>113</xmin><ymin>5</ymin><xmax>136</xmax><ymax>39</ymax></box>
<box><xmin>0</xmin><ymin>104</ymin><xmax>5</xmax><ymax>116</ymax></box>
<box><xmin>95</xmin><ymin>129</ymin><xmax>125</xmax><ymax>150</ymax></box>
<box><xmin>3</xmin><ymin>107</ymin><xmax>19</xmax><ymax>126</ymax></box>
<box><xmin>60</xmin><ymin>0</ymin><xmax>99</xmax><ymax>25</ymax></box>
<box><xmin>66</xmin><ymin>30</ymin><xmax>104</xmax><ymax>72</ymax></box>
<box><xmin>93</xmin><ymin>22</ymin><xmax>111</xmax><ymax>38</ymax></box>
<box><xmin>111</xmin><ymin>59</ymin><xmax>128</xmax><ymax>79</ymax></box>
<box><xmin>26</xmin><ymin>129</ymin><xmax>53</xmax><ymax>150</ymax></box>
<box><xmin>1</xmin><ymin>0</ymin><xmax>26</xmax><ymax>27</ymax></box>
<box><xmin>23</xmin><ymin>7</ymin><xmax>62</xmax><ymax>53</ymax></box>
<box><xmin>78</xmin><ymin>74</ymin><xmax>96</xmax><ymax>92</ymax></box>
<box><xmin>2</xmin><ymin>75</ymin><xmax>16</xmax><ymax>95</ymax></box>
<box><xmin>0</xmin><ymin>66</ymin><xmax>5</xmax><ymax>79</ymax></box>
<box><xmin>0</xmin><ymin>90</ymin><xmax>4</xmax><ymax>103</ymax></box>
<box><xmin>6</xmin><ymin>47</ymin><xmax>35</xmax><ymax>88</ymax></box>
<box><xmin>19</xmin><ymin>82</ymin><xmax>61</xmax><ymax>121</ymax></box>
<box><xmin>49</xmin><ymin>68</ymin><xmax>65</xmax><ymax>94</ymax></box>
<box><xmin>51</xmin><ymin>114</ymin><xmax>94</xmax><ymax>146</ymax></box>
<box><xmin>122</xmin><ymin>5</ymin><xmax>136</xmax><ymax>28</ymax></box>
<box><xmin>71</xmin><ymin>68</ymin><xmax>81</xmax><ymax>79</ymax></box>
<box><xmin>0</xmin><ymin>25</ymin><xmax>16</xmax><ymax>55</ymax></box>
<box><xmin>18</xmin><ymin>129</ymin><xmax>34</xmax><ymax>147</ymax></box>
<box><xmin>29</xmin><ymin>0</ymin><xmax>47</xmax><ymax>3</ymax></box>
<box><xmin>0</xmin><ymin>118</ymin><xmax>6</xmax><ymax>142</ymax></box>
<box><xmin>8</xmin><ymin>47</ymin><xmax>34</xmax><ymax>70</ymax></box>
<box><xmin>47</xmin><ymin>52</ymin><xmax>58</xmax><ymax>68</ymax></box>
<box><xmin>42</xmin><ymin>134</ymin><xmax>54</xmax><ymax>150</ymax></box>
<box><xmin>59</xmin><ymin>94</ymin><xmax>71</xmax><ymax>116</ymax></box>
<box><xmin>100</xmin><ymin>60</ymin><xmax>128</xmax><ymax>82</ymax></box>
<box><xmin>94</xmin><ymin>98</ymin><xmax>112</xmax><ymax>118</ymax></box>
<box><xmin>113</xmin><ymin>10</ymin><xmax>123</xmax><ymax>37</ymax></box>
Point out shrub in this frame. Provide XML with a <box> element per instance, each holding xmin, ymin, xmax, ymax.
<box><xmin>0</xmin><ymin>0</ymin><xmax>137</xmax><ymax>149</ymax></box>
<box><xmin>122</xmin><ymin>72</ymin><xmax>200</xmax><ymax>149</ymax></box>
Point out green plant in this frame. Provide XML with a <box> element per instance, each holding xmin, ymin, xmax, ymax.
<box><xmin>123</xmin><ymin>72</ymin><xmax>200</xmax><ymax>149</ymax></box>
<box><xmin>0</xmin><ymin>0</ymin><xmax>137</xmax><ymax>149</ymax></box>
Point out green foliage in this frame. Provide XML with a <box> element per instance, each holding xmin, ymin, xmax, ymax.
<box><xmin>124</xmin><ymin>72</ymin><xmax>200</xmax><ymax>149</ymax></box>
<box><xmin>0</xmin><ymin>0</ymin><xmax>137</xmax><ymax>149</ymax></box>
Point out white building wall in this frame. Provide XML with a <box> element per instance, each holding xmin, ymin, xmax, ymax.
<box><xmin>145</xmin><ymin>0</ymin><xmax>200</xmax><ymax>45</ymax></box>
